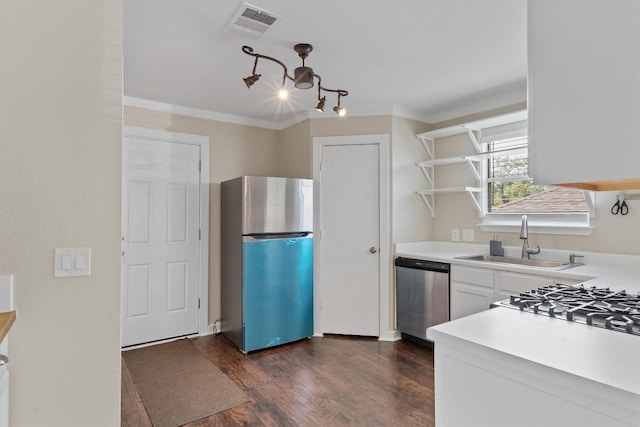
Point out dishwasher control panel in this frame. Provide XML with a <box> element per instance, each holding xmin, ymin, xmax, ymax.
<box><xmin>395</xmin><ymin>257</ymin><xmax>449</xmax><ymax>273</ymax></box>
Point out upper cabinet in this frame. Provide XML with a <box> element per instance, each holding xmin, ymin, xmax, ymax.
<box><xmin>527</xmin><ymin>0</ymin><xmax>640</xmax><ymax>191</ymax></box>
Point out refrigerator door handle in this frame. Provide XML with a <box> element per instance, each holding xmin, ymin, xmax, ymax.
<box><xmin>246</xmin><ymin>232</ymin><xmax>311</xmax><ymax>240</ymax></box>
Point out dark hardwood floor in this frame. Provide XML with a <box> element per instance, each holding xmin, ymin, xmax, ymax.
<box><xmin>122</xmin><ymin>334</ymin><xmax>435</xmax><ymax>426</ymax></box>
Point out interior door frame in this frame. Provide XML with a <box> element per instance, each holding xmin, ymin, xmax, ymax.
<box><xmin>312</xmin><ymin>134</ymin><xmax>394</xmax><ymax>341</ymax></box>
<box><xmin>122</xmin><ymin>126</ymin><xmax>210</xmax><ymax>337</ymax></box>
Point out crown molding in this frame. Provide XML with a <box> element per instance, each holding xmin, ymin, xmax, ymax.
<box><xmin>123</xmin><ymin>96</ymin><xmax>282</xmax><ymax>130</ymax></box>
<box><xmin>124</xmin><ymin>96</ymin><xmax>443</xmax><ymax>130</ymax></box>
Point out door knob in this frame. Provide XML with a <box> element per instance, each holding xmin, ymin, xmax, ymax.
<box><xmin>369</xmin><ymin>246</ymin><xmax>377</xmax><ymax>253</ymax></box>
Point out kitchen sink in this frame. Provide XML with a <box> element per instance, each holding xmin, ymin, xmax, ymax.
<box><xmin>454</xmin><ymin>254</ymin><xmax>583</xmax><ymax>270</ymax></box>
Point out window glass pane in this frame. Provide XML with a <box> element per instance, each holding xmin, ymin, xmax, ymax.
<box><xmin>490</xmin><ymin>184</ymin><xmax>589</xmax><ymax>213</ymax></box>
<box><xmin>487</xmin><ymin>137</ymin><xmax>528</xmax><ymax>181</ymax></box>
<box><xmin>489</xmin><ymin>180</ymin><xmax>545</xmax><ymax>211</ymax></box>
<box><xmin>486</xmin><ymin>136</ymin><xmax>589</xmax><ymax>214</ymax></box>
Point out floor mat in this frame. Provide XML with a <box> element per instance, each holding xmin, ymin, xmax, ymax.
<box><xmin>123</xmin><ymin>338</ymin><xmax>249</xmax><ymax>427</ymax></box>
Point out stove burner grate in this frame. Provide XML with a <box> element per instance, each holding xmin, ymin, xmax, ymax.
<box><xmin>503</xmin><ymin>284</ymin><xmax>640</xmax><ymax>336</ymax></box>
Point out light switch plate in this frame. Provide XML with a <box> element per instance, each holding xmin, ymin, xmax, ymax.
<box><xmin>451</xmin><ymin>229</ymin><xmax>460</xmax><ymax>241</ymax></box>
<box><xmin>54</xmin><ymin>247</ymin><xmax>91</xmax><ymax>277</ymax></box>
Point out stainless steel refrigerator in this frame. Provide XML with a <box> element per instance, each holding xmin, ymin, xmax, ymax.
<box><xmin>220</xmin><ymin>176</ymin><xmax>313</xmax><ymax>352</ymax></box>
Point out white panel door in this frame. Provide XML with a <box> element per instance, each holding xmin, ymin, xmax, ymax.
<box><xmin>122</xmin><ymin>138</ymin><xmax>201</xmax><ymax>347</ymax></box>
<box><xmin>321</xmin><ymin>144</ymin><xmax>380</xmax><ymax>336</ymax></box>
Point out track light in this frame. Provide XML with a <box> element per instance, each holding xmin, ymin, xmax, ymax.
<box><xmin>242</xmin><ymin>44</ymin><xmax>348</xmax><ymax>115</ymax></box>
<box><xmin>314</xmin><ymin>96</ymin><xmax>326</xmax><ymax>112</ymax></box>
<box><xmin>243</xmin><ymin>57</ymin><xmax>261</xmax><ymax>88</ymax></box>
<box><xmin>243</xmin><ymin>74</ymin><xmax>260</xmax><ymax>88</ymax></box>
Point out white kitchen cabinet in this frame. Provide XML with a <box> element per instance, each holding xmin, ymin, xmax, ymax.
<box><xmin>527</xmin><ymin>0</ymin><xmax>640</xmax><ymax>190</ymax></box>
<box><xmin>451</xmin><ymin>265</ymin><xmax>585</xmax><ymax>320</ymax></box>
<box><xmin>495</xmin><ymin>271</ymin><xmax>583</xmax><ymax>301</ymax></box>
<box><xmin>494</xmin><ymin>271</ymin><xmax>555</xmax><ymax>302</ymax></box>
<box><xmin>450</xmin><ymin>282</ymin><xmax>495</xmax><ymax>320</ymax></box>
<box><xmin>450</xmin><ymin>266</ymin><xmax>494</xmax><ymax>320</ymax></box>
<box><xmin>555</xmin><ymin>277</ymin><xmax>581</xmax><ymax>287</ymax></box>
<box><xmin>427</xmin><ymin>308</ymin><xmax>640</xmax><ymax>427</ymax></box>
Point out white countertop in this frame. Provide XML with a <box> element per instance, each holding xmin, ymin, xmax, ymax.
<box><xmin>426</xmin><ymin>307</ymin><xmax>640</xmax><ymax>396</ymax></box>
<box><xmin>395</xmin><ymin>241</ymin><xmax>640</xmax><ymax>293</ymax></box>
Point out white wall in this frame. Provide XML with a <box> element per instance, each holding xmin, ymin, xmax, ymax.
<box><xmin>391</xmin><ymin>116</ymin><xmax>433</xmax><ymax>244</ymax></box>
<box><xmin>0</xmin><ymin>1</ymin><xmax>123</xmax><ymax>425</ymax></box>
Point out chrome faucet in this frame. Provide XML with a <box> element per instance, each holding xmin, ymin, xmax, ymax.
<box><xmin>519</xmin><ymin>215</ymin><xmax>540</xmax><ymax>259</ymax></box>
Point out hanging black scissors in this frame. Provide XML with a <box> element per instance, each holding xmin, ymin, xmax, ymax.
<box><xmin>611</xmin><ymin>198</ymin><xmax>629</xmax><ymax>215</ymax></box>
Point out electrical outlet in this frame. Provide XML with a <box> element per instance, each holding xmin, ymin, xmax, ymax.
<box><xmin>463</xmin><ymin>229</ymin><xmax>475</xmax><ymax>242</ymax></box>
<box><xmin>451</xmin><ymin>229</ymin><xmax>460</xmax><ymax>241</ymax></box>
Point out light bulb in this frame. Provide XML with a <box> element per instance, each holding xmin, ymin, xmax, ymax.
<box><xmin>333</xmin><ymin>105</ymin><xmax>346</xmax><ymax>117</ymax></box>
<box><xmin>278</xmin><ymin>88</ymin><xmax>288</xmax><ymax>100</ymax></box>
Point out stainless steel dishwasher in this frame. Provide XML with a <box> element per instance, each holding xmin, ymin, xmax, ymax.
<box><xmin>395</xmin><ymin>257</ymin><xmax>450</xmax><ymax>343</ymax></box>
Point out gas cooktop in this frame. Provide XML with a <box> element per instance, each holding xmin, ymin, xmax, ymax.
<box><xmin>493</xmin><ymin>283</ymin><xmax>640</xmax><ymax>336</ymax></box>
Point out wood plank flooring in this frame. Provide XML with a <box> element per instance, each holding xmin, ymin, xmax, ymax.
<box><xmin>122</xmin><ymin>334</ymin><xmax>435</xmax><ymax>426</ymax></box>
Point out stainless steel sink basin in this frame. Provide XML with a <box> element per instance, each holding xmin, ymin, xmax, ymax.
<box><xmin>454</xmin><ymin>254</ymin><xmax>583</xmax><ymax>270</ymax></box>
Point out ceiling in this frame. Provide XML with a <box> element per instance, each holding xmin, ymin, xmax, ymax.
<box><xmin>124</xmin><ymin>0</ymin><xmax>527</xmax><ymax>128</ymax></box>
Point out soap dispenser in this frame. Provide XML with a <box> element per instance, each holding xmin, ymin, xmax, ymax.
<box><xmin>489</xmin><ymin>234</ymin><xmax>504</xmax><ymax>256</ymax></box>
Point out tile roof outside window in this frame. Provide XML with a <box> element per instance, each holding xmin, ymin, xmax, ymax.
<box><xmin>490</xmin><ymin>186</ymin><xmax>589</xmax><ymax>213</ymax></box>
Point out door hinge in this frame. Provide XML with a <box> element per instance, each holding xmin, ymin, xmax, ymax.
<box><xmin>198</xmin><ymin>298</ymin><xmax>201</xmax><ymax>309</ymax></box>
<box><xmin>198</xmin><ymin>160</ymin><xmax>201</xmax><ymax>171</ymax></box>
<box><xmin>198</xmin><ymin>229</ymin><xmax>201</xmax><ymax>240</ymax></box>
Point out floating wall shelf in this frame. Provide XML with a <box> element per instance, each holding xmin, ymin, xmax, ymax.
<box><xmin>413</xmin><ymin>110</ymin><xmax>527</xmax><ymax>217</ymax></box>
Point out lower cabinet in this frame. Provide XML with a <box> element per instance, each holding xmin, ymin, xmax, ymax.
<box><xmin>494</xmin><ymin>271</ymin><xmax>555</xmax><ymax>302</ymax></box>
<box><xmin>450</xmin><ymin>266</ymin><xmax>495</xmax><ymax>321</ymax></box>
<box><xmin>451</xmin><ymin>265</ymin><xmax>583</xmax><ymax>320</ymax></box>
<box><xmin>450</xmin><ymin>282</ymin><xmax>495</xmax><ymax>320</ymax></box>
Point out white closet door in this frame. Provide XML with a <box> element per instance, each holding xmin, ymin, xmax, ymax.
<box><xmin>121</xmin><ymin>138</ymin><xmax>201</xmax><ymax>347</ymax></box>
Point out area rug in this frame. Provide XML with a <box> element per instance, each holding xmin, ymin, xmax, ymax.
<box><xmin>123</xmin><ymin>338</ymin><xmax>249</xmax><ymax>427</ymax></box>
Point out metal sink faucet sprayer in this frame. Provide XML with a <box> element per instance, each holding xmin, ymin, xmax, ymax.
<box><xmin>520</xmin><ymin>215</ymin><xmax>540</xmax><ymax>259</ymax></box>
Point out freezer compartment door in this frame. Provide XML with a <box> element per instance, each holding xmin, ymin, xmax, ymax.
<box><xmin>242</xmin><ymin>176</ymin><xmax>313</xmax><ymax>234</ymax></box>
<box><xmin>242</xmin><ymin>236</ymin><xmax>313</xmax><ymax>352</ymax></box>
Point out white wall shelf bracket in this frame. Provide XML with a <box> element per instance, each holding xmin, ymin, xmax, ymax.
<box><xmin>465</xmin><ymin>158</ymin><xmax>482</xmax><ymax>182</ymax></box>
<box><xmin>466</xmin><ymin>189</ymin><xmax>483</xmax><ymax>217</ymax></box>
<box><xmin>416</xmin><ymin>191</ymin><xmax>435</xmax><ymax>217</ymax></box>
<box><xmin>416</xmin><ymin>163</ymin><xmax>435</xmax><ymax>186</ymax></box>
<box><xmin>464</xmin><ymin>127</ymin><xmax>482</xmax><ymax>153</ymax></box>
<box><xmin>416</xmin><ymin>135</ymin><xmax>435</xmax><ymax>159</ymax></box>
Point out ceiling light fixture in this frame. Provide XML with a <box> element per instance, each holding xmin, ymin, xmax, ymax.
<box><xmin>242</xmin><ymin>43</ymin><xmax>349</xmax><ymax>116</ymax></box>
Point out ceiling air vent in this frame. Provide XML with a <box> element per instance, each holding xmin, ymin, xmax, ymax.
<box><xmin>226</xmin><ymin>3</ymin><xmax>279</xmax><ymax>39</ymax></box>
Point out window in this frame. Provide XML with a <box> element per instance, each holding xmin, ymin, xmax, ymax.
<box><xmin>479</xmin><ymin>122</ymin><xmax>593</xmax><ymax>235</ymax></box>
